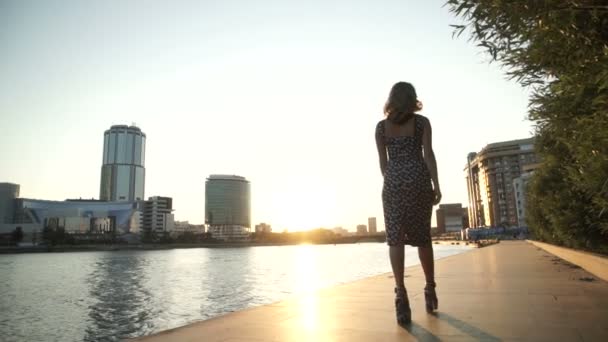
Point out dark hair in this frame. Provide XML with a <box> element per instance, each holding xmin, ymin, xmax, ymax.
<box><xmin>384</xmin><ymin>82</ymin><xmax>422</xmax><ymax>124</ymax></box>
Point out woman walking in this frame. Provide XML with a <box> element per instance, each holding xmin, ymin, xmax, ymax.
<box><xmin>375</xmin><ymin>82</ymin><xmax>442</xmax><ymax>325</ymax></box>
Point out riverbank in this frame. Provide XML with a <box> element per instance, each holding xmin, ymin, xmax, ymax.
<box><xmin>133</xmin><ymin>241</ymin><xmax>608</xmax><ymax>341</ymax></box>
<box><xmin>0</xmin><ymin>238</ymin><xmax>494</xmax><ymax>254</ymax></box>
<box><xmin>0</xmin><ymin>240</ymin><xmax>371</xmax><ymax>254</ymax></box>
<box><xmin>0</xmin><ymin>243</ymin><xmax>471</xmax><ymax>341</ymax></box>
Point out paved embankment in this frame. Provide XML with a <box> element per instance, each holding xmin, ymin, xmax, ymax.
<box><xmin>133</xmin><ymin>241</ymin><xmax>608</xmax><ymax>341</ymax></box>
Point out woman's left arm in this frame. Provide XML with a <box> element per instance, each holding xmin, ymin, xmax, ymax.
<box><xmin>375</xmin><ymin>122</ymin><xmax>387</xmax><ymax>176</ymax></box>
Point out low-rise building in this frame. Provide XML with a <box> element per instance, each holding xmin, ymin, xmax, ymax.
<box><xmin>255</xmin><ymin>223</ymin><xmax>272</xmax><ymax>233</ymax></box>
<box><xmin>173</xmin><ymin>221</ymin><xmax>205</xmax><ymax>235</ymax></box>
<box><xmin>207</xmin><ymin>225</ymin><xmax>250</xmax><ymax>241</ymax></box>
<box><xmin>1</xmin><ymin>197</ymin><xmax>141</xmax><ymax>242</ymax></box>
<box><xmin>332</xmin><ymin>227</ymin><xmax>349</xmax><ymax>236</ymax></box>
<box><xmin>356</xmin><ymin>224</ymin><xmax>368</xmax><ymax>235</ymax></box>
<box><xmin>436</xmin><ymin>203</ymin><xmax>468</xmax><ymax>234</ymax></box>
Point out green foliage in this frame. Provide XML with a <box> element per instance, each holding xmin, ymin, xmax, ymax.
<box><xmin>42</xmin><ymin>226</ymin><xmax>74</xmax><ymax>245</ymax></box>
<box><xmin>446</xmin><ymin>0</ymin><xmax>608</xmax><ymax>252</ymax></box>
<box><xmin>11</xmin><ymin>227</ymin><xmax>24</xmax><ymax>245</ymax></box>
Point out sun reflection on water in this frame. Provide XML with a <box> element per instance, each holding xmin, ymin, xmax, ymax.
<box><xmin>293</xmin><ymin>244</ymin><xmax>321</xmax><ymax>330</ymax></box>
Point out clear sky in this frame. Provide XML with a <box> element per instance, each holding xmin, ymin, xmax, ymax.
<box><xmin>0</xmin><ymin>0</ymin><xmax>533</xmax><ymax>231</ymax></box>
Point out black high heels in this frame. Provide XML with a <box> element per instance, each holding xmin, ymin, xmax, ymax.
<box><xmin>424</xmin><ymin>282</ymin><xmax>438</xmax><ymax>313</ymax></box>
<box><xmin>394</xmin><ymin>287</ymin><xmax>411</xmax><ymax>325</ymax></box>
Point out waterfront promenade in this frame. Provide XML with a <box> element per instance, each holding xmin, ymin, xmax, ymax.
<box><xmin>134</xmin><ymin>241</ymin><xmax>608</xmax><ymax>341</ymax></box>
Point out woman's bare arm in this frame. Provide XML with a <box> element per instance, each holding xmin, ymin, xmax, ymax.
<box><xmin>375</xmin><ymin>122</ymin><xmax>388</xmax><ymax>176</ymax></box>
<box><xmin>422</xmin><ymin>117</ymin><xmax>441</xmax><ymax>204</ymax></box>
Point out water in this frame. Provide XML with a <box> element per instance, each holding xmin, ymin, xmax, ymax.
<box><xmin>0</xmin><ymin>243</ymin><xmax>470</xmax><ymax>341</ymax></box>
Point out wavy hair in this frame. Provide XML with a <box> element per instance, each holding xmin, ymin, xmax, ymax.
<box><xmin>384</xmin><ymin>82</ymin><xmax>422</xmax><ymax>124</ymax></box>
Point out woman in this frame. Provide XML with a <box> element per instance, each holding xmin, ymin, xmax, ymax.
<box><xmin>375</xmin><ymin>81</ymin><xmax>441</xmax><ymax>325</ymax></box>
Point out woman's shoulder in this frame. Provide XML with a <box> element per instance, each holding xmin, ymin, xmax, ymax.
<box><xmin>415</xmin><ymin>114</ymin><xmax>431</xmax><ymax>125</ymax></box>
<box><xmin>375</xmin><ymin>119</ymin><xmax>386</xmax><ymax>136</ymax></box>
<box><xmin>415</xmin><ymin>113</ymin><xmax>428</xmax><ymax>121</ymax></box>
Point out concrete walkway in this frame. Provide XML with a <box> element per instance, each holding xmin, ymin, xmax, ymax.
<box><xmin>134</xmin><ymin>241</ymin><xmax>608</xmax><ymax>341</ymax></box>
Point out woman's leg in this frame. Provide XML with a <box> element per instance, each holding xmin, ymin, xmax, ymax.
<box><xmin>418</xmin><ymin>244</ymin><xmax>438</xmax><ymax>312</ymax></box>
<box><xmin>418</xmin><ymin>244</ymin><xmax>435</xmax><ymax>284</ymax></box>
<box><xmin>389</xmin><ymin>245</ymin><xmax>405</xmax><ymax>287</ymax></box>
<box><xmin>390</xmin><ymin>244</ymin><xmax>411</xmax><ymax>324</ymax></box>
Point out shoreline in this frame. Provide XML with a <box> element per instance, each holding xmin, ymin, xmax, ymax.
<box><xmin>0</xmin><ymin>238</ymin><xmax>490</xmax><ymax>254</ymax></box>
<box><xmin>131</xmin><ymin>241</ymin><xmax>608</xmax><ymax>341</ymax></box>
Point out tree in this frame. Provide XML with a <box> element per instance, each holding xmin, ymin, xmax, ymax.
<box><xmin>446</xmin><ymin>0</ymin><xmax>608</xmax><ymax>252</ymax></box>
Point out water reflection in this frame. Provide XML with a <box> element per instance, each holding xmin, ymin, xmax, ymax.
<box><xmin>294</xmin><ymin>245</ymin><xmax>320</xmax><ymax>331</ymax></box>
<box><xmin>0</xmin><ymin>243</ymin><xmax>471</xmax><ymax>341</ymax></box>
<box><xmin>200</xmin><ymin>247</ymin><xmax>254</xmax><ymax>317</ymax></box>
<box><xmin>84</xmin><ymin>252</ymin><xmax>151</xmax><ymax>341</ymax></box>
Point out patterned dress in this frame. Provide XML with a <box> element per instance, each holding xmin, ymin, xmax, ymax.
<box><xmin>376</xmin><ymin>115</ymin><xmax>434</xmax><ymax>247</ymax></box>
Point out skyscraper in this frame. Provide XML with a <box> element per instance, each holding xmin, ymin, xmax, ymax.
<box><xmin>205</xmin><ymin>175</ymin><xmax>251</xmax><ymax>240</ymax></box>
<box><xmin>368</xmin><ymin>217</ymin><xmax>377</xmax><ymax>234</ymax></box>
<box><xmin>99</xmin><ymin>125</ymin><xmax>146</xmax><ymax>202</ymax></box>
<box><xmin>0</xmin><ymin>183</ymin><xmax>20</xmax><ymax>224</ymax></box>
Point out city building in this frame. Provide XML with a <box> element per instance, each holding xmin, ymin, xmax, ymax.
<box><xmin>356</xmin><ymin>224</ymin><xmax>368</xmax><ymax>235</ymax></box>
<box><xmin>142</xmin><ymin>196</ymin><xmax>174</xmax><ymax>235</ymax></box>
<box><xmin>0</xmin><ymin>183</ymin><xmax>19</xmax><ymax>225</ymax></box>
<box><xmin>332</xmin><ymin>227</ymin><xmax>349</xmax><ymax>236</ymax></box>
<box><xmin>513</xmin><ymin>163</ymin><xmax>540</xmax><ymax>227</ymax></box>
<box><xmin>464</xmin><ymin>138</ymin><xmax>538</xmax><ymax>228</ymax></box>
<box><xmin>1</xmin><ymin>198</ymin><xmax>141</xmax><ymax>241</ymax></box>
<box><xmin>368</xmin><ymin>217</ymin><xmax>377</xmax><ymax>234</ymax></box>
<box><xmin>436</xmin><ymin>203</ymin><xmax>469</xmax><ymax>234</ymax></box>
<box><xmin>205</xmin><ymin>175</ymin><xmax>251</xmax><ymax>240</ymax></box>
<box><xmin>172</xmin><ymin>221</ymin><xmax>205</xmax><ymax>236</ymax></box>
<box><xmin>255</xmin><ymin>223</ymin><xmax>272</xmax><ymax>233</ymax></box>
<box><xmin>99</xmin><ymin>125</ymin><xmax>146</xmax><ymax>202</ymax></box>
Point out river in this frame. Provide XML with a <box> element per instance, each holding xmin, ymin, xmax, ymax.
<box><xmin>0</xmin><ymin>243</ymin><xmax>471</xmax><ymax>341</ymax></box>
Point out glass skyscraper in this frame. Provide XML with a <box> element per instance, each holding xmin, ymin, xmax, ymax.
<box><xmin>205</xmin><ymin>175</ymin><xmax>251</xmax><ymax>227</ymax></box>
<box><xmin>99</xmin><ymin>125</ymin><xmax>146</xmax><ymax>202</ymax></box>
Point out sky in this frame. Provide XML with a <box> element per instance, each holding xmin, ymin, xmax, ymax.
<box><xmin>0</xmin><ymin>0</ymin><xmax>534</xmax><ymax>232</ymax></box>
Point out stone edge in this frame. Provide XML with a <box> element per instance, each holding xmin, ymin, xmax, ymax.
<box><xmin>527</xmin><ymin>239</ymin><xmax>608</xmax><ymax>282</ymax></box>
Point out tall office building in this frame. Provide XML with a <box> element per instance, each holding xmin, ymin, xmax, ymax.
<box><xmin>368</xmin><ymin>217</ymin><xmax>377</xmax><ymax>234</ymax></box>
<box><xmin>142</xmin><ymin>196</ymin><xmax>174</xmax><ymax>235</ymax></box>
<box><xmin>99</xmin><ymin>125</ymin><xmax>146</xmax><ymax>202</ymax></box>
<box><xmin>0</xmin><ymin>183</ymin><xmax>20</xmax><ymax>224</ymax></box>
<box><xmin>464</xmin><ymin>138</ymin><xmax>539</xmax><ymax>228</ymax></box>
<box><xmin>205</xmin><ymin>175</ymin><xmax>251</xmax><ymax>240</ymax></box>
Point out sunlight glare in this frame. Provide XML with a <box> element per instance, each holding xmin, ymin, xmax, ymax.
<box><xmin>294</xmin><ymin>244</ymin><xmax>321</xmax><ymax>330</ymax></box>
<box><xmin>271</xmin><ymin>181</ymin><xmax>337</xmax><ymax>231</ymax></box>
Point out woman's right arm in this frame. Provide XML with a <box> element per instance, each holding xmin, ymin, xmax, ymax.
<box><xmin>375</xmin><ymin>121</ymin><xmax>387</xmax><ymax>176</ymax></box>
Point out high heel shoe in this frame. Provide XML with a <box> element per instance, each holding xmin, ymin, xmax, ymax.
<box><xmin>394</xmin><ymin>287</ymin><xmax>411</xmax><ymax>325</ymax></box>
<box><xmin>424</xmin><ymin>282</ymin><xmax>438</xmax><ymax>313</ymax></box>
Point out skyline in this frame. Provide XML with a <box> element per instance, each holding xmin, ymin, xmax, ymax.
<box><xmin>0</xmin><ymin>0</ymin><xmax>534</xmax><ymax>231</ymax></box>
